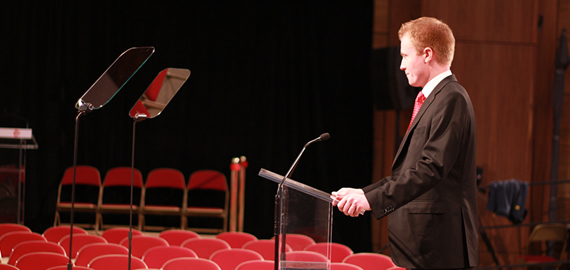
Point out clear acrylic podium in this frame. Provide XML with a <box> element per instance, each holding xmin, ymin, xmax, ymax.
<box><xmin>259</xmin><ymin>168</ymin><xmax>333</xmax><ymax>270</ymax></box>
<box><xmin>0</xmin><ymin>127</ymin><xmax>38</xmax><ymax>224</ymax></box>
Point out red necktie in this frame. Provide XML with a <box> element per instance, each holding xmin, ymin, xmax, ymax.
<box><xmin>408</xmin><ymin>91</ymin><xmax>426</xmax><ymax>131</ymax></box>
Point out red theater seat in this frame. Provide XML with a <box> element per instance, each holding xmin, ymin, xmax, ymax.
<box><xmin>215</xmin><ymin>231</ymin><xmax>257</xmax><ymax>248</ymax></box>
<box><xmin>158</xmin><ymin>229</ymin><xmax>199</xmax><ymax>246</ymax></box>
<box><xmin>0</xmin><ymin>223</ymin><xmax>31</xmax><ymax>238</ymax></box>
<box><xmin>119</xmin><ymin>235</ymin><xmax>169</xmax><ymax>258</ymax></box>
<box><xmin>14</xmin><ymin>252</ymin><xmax>69</xmax><ymax>270</ymax></box>
<box><xmin>209</xmin><ymin>249</ymin><xmax>264</xmax><ymax>270</ymax></box>
<box><xmin>74</xmin><ymin>243</ymin><xmax>129</xmax><ymax>267</ymax></box>
<box><xmin>8</xmin><ymin>240</ymin><xmax>66</xmax><ymax>265</ymax></box>
<box><xmin>43</xmin><ymin>225</ymin><xmax>88</xmax><ymax>243</ymax></box>
<box><xmin>0</xmin><ymin>231</ymin><xmax>46</xmax><ymax>257</ymax></box>
<box><xmin>304</xmin><ymin>242</ymin><xmax>353</xmax><ymax>262</ymax></box>
<box><xmin>142</xmin><ymin>245</ymin><xmax>197</xmax><ymax>268</ymax></box>
<box><xmin>58</xmin><ymin>234</ymin><xmax>107</xmax><ymax>259</ymax></box>
<box><xmin>100</xmin><ymin>227</ymin><xmax>143</xmax><ymax>244</ymax></box>
<box><xmin>242</xmin><ymin>239</ymin><xmax>292</xmax><ymax>260</ymax></box>
<box><xmin>181</xmin><ymin>238</ymin><xmax>230</xmax><ymax>259</ymax></box>
<box><xmin>88</xmin><ymin>254</ymin><xmax>147</xmax><ymax>270</ymax></box>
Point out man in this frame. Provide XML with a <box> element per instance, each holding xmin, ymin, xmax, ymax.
<box><xmin>332</xmin><ymin>17</ymin><xmax>478</xmax><ymax>269</ymax></box>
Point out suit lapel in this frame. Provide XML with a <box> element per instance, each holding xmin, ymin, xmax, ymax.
<box><xmin>392</xmin><ymin>75</ymin><xmax>457</xmax><ymax>167</ymax></box>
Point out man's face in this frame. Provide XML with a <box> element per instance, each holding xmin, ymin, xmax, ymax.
<box><xmin>400</xmin><ymin>34</ymin><xmax>429</xmax><ymax>88</ymax></box>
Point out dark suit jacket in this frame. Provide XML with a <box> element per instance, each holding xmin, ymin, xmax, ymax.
<box><xmin>363</xmin><ymin>75</ymin><xmax>478</xmax><ymax>269</ymax></box>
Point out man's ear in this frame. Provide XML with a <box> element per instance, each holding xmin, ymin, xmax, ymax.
<box><xmin>423</xmin><ymin>47</ymin><xmax>434</xmax><ymax>64</ymax></box>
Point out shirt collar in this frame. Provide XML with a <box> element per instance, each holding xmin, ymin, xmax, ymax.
<box><xmin>421</xmin><ymin>70</ymin><xmax>452</xmax><ymax>98</ymax></box>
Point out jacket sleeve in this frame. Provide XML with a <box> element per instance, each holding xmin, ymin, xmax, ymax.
<box><xmin>364</xmin><ymin>87</ymin><xmax>472</xmax><ymax>219</ymax></box>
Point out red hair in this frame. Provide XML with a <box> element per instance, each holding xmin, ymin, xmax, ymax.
<box><xmin>398</xmin><ymin>17</ymin><xmax>455</xmax><ymax>66</ymax></box>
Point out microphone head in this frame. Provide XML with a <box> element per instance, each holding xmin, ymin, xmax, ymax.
<box><xmin>319</xmin><ymin>133</ymin><xmax>330</xmax><ymax>141</ymax></box>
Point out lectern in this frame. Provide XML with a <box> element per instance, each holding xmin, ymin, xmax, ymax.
<box><xmin>0</xmin><ymin>127</ymin><xmax>38</xmax><ymax>224</ymax></box>
<box><xmin>259</xmin><ymin>168</ymin><xmax>333</xmax><ymax>270</ymax></box>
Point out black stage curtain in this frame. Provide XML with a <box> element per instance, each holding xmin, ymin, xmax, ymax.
<box><xmin>0</xmin><ymin>2</ymin><xmax>373</xmax><ymax>251</ymax></box>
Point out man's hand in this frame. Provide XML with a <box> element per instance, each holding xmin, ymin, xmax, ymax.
<box><xmin>331</xmin><ymin>188</ymin><xmax>370</xmax><ymax>217</ymax></box>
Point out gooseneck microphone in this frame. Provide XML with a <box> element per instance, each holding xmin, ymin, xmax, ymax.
<box><xmin>273</xmin><ymin>133</ymin><xmax>329</xmax><ymax>270</ymax></box>
<box><xmin>279</xmin><ymin>133</ymin><xmax>330</xmax><ymax>189</ymax></box>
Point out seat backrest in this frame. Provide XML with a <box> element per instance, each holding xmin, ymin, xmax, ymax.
<box><xmin>528</xmin><ymin>223</ymin><xmax>568</xmax><ymax>242</ymax></box>
<box><xmin>0</xmin><ymin>223</ymin><xmax>31</xmax><ymax>238</ymax></box>
<box><xmin>186</xmin><ymin>170</ymin><xmax>228</xmax><ymax>210</ymax></box>
<box><xmin>87</xmin><ymin>254</ymin><xmax>147</xmax><ymax>270</ymax></box>
<box><xmin>43</xmin><ymin>225</ymin><xmax>88</xmax><ymax>243</ymax></box>
<box><xmin>119</xmin><ymin>235</ymin><xmax>169</xmax><ymax>258</ymax></box>
<box><xmin>242</xmin><ymin>239</ymin><xmax>292</xmax><ymax>260</ymax></box>
<box><xmin>342</xmin><ymin>253</ymin><xmax>395</xmax><ymax>270</ymax></box>
<box><xmin>285</xmin><ymin>251</ymin><xmax>329</xmax><ymax>262</ymax></box>
<box><xmin>57</xmin><ymin>166</ymin><xmax>101</xmax><ymax>204</ymax></box>
<box><xmin>102</xmin><ymin>167</ymin><xmax>144</xmax><ymax>188</ymax></box>
<box><xmin>236</xmin><ymin>260</ymin><xmax>274</xmax><ymax>270</ymax></box>
<box><xmin>158</xmin><ymin>229</ymin><xmax>200</xmax><ymax>246</ymax></box>
<box><xmin>274</xmin><ymin>233</ymin><xmax>316</xmax><ymax>251</ymax></box>
<box><xmin>100</xmin><ymin>227</ymin><xmax>143</xmax><ymax>244</ymax></box>
<box><xmin>330</xmin><ymin>262</ymin><xmax>365</xmax><ymax>270</ymax></box>
<box><xmin>142</xmin><ymin>245</ymin><xmax>197</xmax><ymax>268</ymax></box>
<box><xmin>145</xmin><ymin>168</ymin><xmax>186</xmax><ymax>189</ymax></box>
<box><xmin>143</xmin><ymin>168</ymin><xmax>186</xmax><ymax>207</ymax></box>
<box><xmin>187</xmin><ymin>170</ymin><xmax>227</xmax><ymax>191</ymax></box>
<box><xmin>8</xmin><ymin>240</ymin><xmax>66</xmax><ymax>265</ymax></box>
<box><xmin>60</xmin><ymin>165</ymin><xmax>101</xmax><ymax>186</ymax></box>
<box><xmin>162</xmin><ymin>257</ymin><xmax>221</xmax><ymax>270</ymax></box>
<box><xmin>209</xmin><ymin>249</ymin><xmax>264</xmax><ymax>270</ymax></box>
<box><xmin>216</xmin><ymin>232</ymin><xmax>257</xmax><ymax>248</ymax></box>
<box><xmin>525</xmin><ymin>223</ymin><xmax>569</xmax><ymax>261</ymax></box>
<box><xmin>74</xmin><ymin>243</ymin><xmax>129</xmax><ymax>267</ymax></box>
<box><xmin>58</xmin><ymin>234</ymin><xmax>107</xmax><ymax>259</ymax></box>
<box><xmin>100</xmin><ymin>167</ymin><xmax>144</xmax><ymax>205</ymax></box>
<box><xmin>304</xmin><ymin>242</ymin><xmax>354</xmax><ymax>263</ymax></box>
<box><xmin>14</xmin><ymin>252</ymin><xmax>69</xmax><ymax>270</ymax></box>
<box><xmin>181</xmin><ymin>238</ymin><xmax>230</xmax><ymax>259</ymax></box>
<box><xmin>0</xmin><ymin>264</ymin><xmax>19</xmax><ymax>270</ymax></box>
<box><xmin>0</xmin><ymin>231</ymin><xmax>46</xmax><ymax>256</ymax></box>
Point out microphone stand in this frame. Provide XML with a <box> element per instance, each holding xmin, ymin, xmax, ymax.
<box><xmin>274</xmin><ymin>133</ymin><xmax>329</xmax><ymax>270</ymax></box>
<box><xmin>68</xmin><ymin>104</ymin><xmax>92</xmax><ymax>270</ymax></box>
<box><xmin>128</xmin><ymin>114</ymin><xmax>147</xmax><ymax>270</ymax></box>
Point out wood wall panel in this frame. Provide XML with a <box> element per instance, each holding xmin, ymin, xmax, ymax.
<box><xmin>373</xmin><ymin>0</ymin><xmax>389</xmax><ymax>35</ymax></box>
<box><xmin>556</xmin><ymin>0</ymin><xmax>570</xmax><ymax>222</ymax></box>
<box><xmin>453</xmin><ymin>43</ymin><xmax>535</xmax><ymax>183</ymax></box>
<box><xmin>422</xmin><ymin>0</ymin><xmax>539</xmax><ymax>44</ymax></box>
<box><xmin>372</xmin><ymin>34</ymin><xmax>388</xmax><ymax>50</ymax></box>
<box><xmin>388</xmin><ymin>0</ymin><xmax>421</xmax><ymax>45</ymax></box>
<box><xmin>560</xmin><ymin>0</ymin><xmax>570</xmax><ymax>39</ymax></box>
<box><xmin>453</xmin><ymin>42</ymin><xmax>536</xmax><ymax>266</ymax></box>
<box><xmin>529</xmin><ymin>0</ymin><xmax>558</xmax><ymax>227</ymax></box>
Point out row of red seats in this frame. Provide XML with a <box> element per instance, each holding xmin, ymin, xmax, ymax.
<box><xmin>55</xmin><ymin>166</ymin><xmax>229</xmax><ymax>233</ymax></box>
<box><xmin>0</xmin><ymin>224</ymin><xmax>403</xmax><ymax>270</ymax></box>
<box><xmin>2</xmin><ymin>251</ymin><xmax>398</xmax><ymax>270</ymax></box>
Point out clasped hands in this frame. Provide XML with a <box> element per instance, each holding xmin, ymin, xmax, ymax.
<box><xmin>331</xmin><ymin>188</ymin><xmax>371</xmax><ymax>217</ymax></box>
